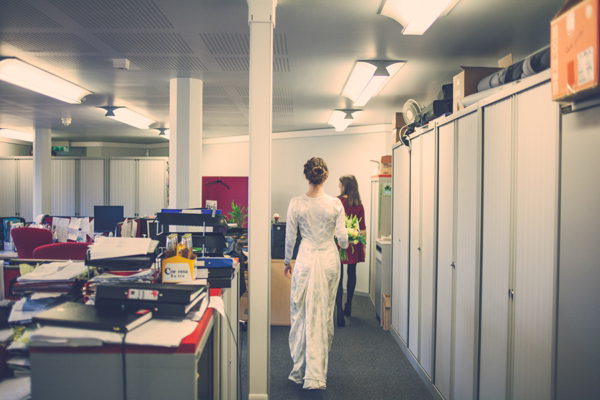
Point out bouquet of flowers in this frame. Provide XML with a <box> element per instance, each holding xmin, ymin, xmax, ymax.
<box><xmin>339</xmin><ymin>214</ymin><xmax>366</xmax><ymax>261</ymax></box>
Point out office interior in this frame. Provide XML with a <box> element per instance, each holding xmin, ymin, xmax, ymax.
<box><xmin>0</xmin><ymin>0</ymin><xmax>598</xmax><ymax>399</ymax></box>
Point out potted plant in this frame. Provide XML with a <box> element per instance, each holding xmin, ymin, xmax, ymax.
<box><xmin>227</xmin><ymin>200</ymin><xmax>248</xmax><ymax>228</ymax></box>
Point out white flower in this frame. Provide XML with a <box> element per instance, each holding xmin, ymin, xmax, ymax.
<box><xmin>273</xmin><ymin>213</ymin><xmax>280</xmax><ymax>219</ymax></box>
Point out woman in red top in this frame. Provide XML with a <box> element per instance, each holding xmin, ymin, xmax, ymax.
<box><xmin>336</xmin><ymin>175</ymin><xmax>366</xmax><ymax>327</ymax></box>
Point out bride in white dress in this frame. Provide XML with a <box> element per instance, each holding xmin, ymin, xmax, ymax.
<box><xmin>283</xmin><ymin>157</ymin><xmax>349</xmax><ymax>390</ymax></box>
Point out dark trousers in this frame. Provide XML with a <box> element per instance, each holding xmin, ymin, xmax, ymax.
<box><xmin>336</xmin><ymin>263</ymin><xmax>357</xmax><ymax>311</ymax></box>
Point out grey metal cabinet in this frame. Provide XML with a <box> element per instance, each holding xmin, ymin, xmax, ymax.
<box><xmin>453</xmin><ymin>112</ymin><xmax>481</xmax><ymax>400</ymax></box>
<box><xmin>0</xmin><ymin>158</ymin><xmax>33</xmax><ymax>221</ymax></box>
<box><xmin>434</xmin><ymin>119</ymin><xmax>456</xmax><ymax>400</ymax></box>
<box><xmin>434</xmin><ymin>110</ymin><xmax>481</xmax><ymax>400</ymax></box>
<box><xmin>407</xmin><ymin>128</ymin><xmax>436</xmax><ymax>378</ymax></box>
<box><xmin>391</xmin><ymin>143</ymin><xmax>410</xmax><ymax>344</ymax></box>
<box><xmin>479</xmin><ymin>81</ymin><xmax>559</xmax><ymax>400</ymax></box>
<box><xmin>556</xmin><ymin>102</ymin><xmax>600</xmax><ymax>400</ymax></box>
<box><xmin>109</xmin><ymin>158</ymin><xmax>167</xmax><ymax>218</ymax></box>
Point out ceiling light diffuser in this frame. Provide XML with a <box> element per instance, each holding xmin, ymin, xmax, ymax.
<box><xmin>0</xmin><ymin>128</ymin><xmax>33</xmax><ymax>142</ymax></box>
<box><xmin>379</xmin><ymin>0</ymin><xmax>461</xmax><ymax>35</ymax></box>
<box><xmin>101</xmin><ymin>107</ymin><xmax>155</xmax><ymax>130</ymax></box>
<box><xmin>156</xmin><ymin>128</ymin><xmax>170</xmax><ymax>139</ymax></box>
<box><xmin>342</xmin><ymin>61</ymin><xmax>405</xmax><ymax>107</ymax></box>
<box><xmin>0</xmin><ymin>58</ymin><xmax>91</xmax><ymax>104</ymax></box>
<box><xmin>327</xmin><ymin>109</ymin><xmax>363</xmax><ymax>132</ymax></box>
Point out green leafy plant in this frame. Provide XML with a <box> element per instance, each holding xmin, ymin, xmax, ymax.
<box><xmin>227</xmin><ymin>200</ymin><xmax>248</xmax><ymax>228</ymax></box>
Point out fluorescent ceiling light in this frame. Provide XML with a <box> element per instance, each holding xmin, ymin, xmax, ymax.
<box><xmin>327</xmin><ymin>109</ymin><xmax>363</xmax><ymax>132</ymax></box>
<box><xmin>0</xmin><ymin>128</ymin><xmax>33</xmax><ymax>142</ymax></box>
<box><xmin>101</xmin><ymin>107</ymin><xmax>155</xmax><ymax>130</ymax></box>
<box><xmin>342</xmin><ymin>60</ymin><xmax>405</xmax><ymax>107</ymax></box>
<box><xmin>0</xmin><ymin>58</ymin><xmax>91</xmax><ymax>104</ymax></box>
<box><xmin>379</xmin><ymin>0</ymin><xmax>461</xmax><ymax>35</ymax></box>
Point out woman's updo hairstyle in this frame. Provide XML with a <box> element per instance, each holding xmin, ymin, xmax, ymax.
<box><xmin>303</xmin><ymin>157</ymin><xmax>329</xmax><ymax>185</ymax></box>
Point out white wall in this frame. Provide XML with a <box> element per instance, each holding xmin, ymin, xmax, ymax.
<box><xmin>202</xmin><ymin>128</ymin><xmax>388</xmax><ymax>294</ymax></box>
<box><xmin>0</xmin><ymin>140</ymin><xmax>31</xmax><ymax>156</ymax></box>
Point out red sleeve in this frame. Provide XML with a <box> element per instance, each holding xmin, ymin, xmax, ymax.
<box><xmin>358</xmin><ymin>205</ymin><xmax>366</xmax><ymax>230</ymax></box>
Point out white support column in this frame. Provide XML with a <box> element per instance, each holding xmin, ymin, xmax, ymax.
<box><xmin>33</xmin><ymin>128</ymin><xmax>52</xmax><ymax>216</ymax></box>
<box><xmin>247</xmin><ymin>0</ymin><xmax>276</xmax><ymax>399</ymax></box>
<box><xmin>169</xmin><ymin>77</ymin><xmax>203</xmax><ymax>209</ymax></box>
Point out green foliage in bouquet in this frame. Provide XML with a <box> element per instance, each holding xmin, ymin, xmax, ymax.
<box><xmin>339</xmin><ymin>214</ymin><xmax>366</xmax><ymax>261</ymax></box>
<box><xmin>227</xmin><ymin>200</ymin><xmax>248</xmax><ymax>228</ymax></box>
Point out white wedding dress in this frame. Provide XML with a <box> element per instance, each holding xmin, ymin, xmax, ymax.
<box><xmin>285</xmin><ymin>194</ymin><xmax>348</xmax><ymax>389</ymax></box>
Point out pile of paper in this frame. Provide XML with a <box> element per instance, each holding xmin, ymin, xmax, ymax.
<box><xmin>88</xmin><ymin>237</ymin><xmax>153</xmax><ymax>260</ymax></box>
<box><xmin>84</xmin><ymin>268</ymin><xmax>156</xmax><ymax>299</ymax></box>
<box><xmin>12</xmin><ymin>261</ymin><xmax>88</xmax><ymax>295</ymax></box>
<box><xmin>8</xmin><ymin>293</ymin><xmax>76</xmax><ymax>324</ymax></box>
<box><xmin>29</xmin><ymin>318</ymin><xmax>199</xmax><ymax>348</ymax></box>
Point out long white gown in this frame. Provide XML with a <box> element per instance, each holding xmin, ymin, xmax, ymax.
<box><xmin>284</xmin><ymin>193</ymin><xmax>348</xmax><ymax>389</ymax></box>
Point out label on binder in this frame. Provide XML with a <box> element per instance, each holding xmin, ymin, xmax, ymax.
<box><xmin>127</xmin><ymin>289</ymin><xmax>160</xmax><ymax>301</ymax></box>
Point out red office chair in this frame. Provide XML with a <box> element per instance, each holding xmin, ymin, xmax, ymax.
<box><xmin>32</xmin><ymin>242</ymin><xmax>90</xmax><ymax>261</ymax></box>
<box><xmin>10</xmin><ymin>227</ymin><xmax>53</xmax><ymax>259</ymax></box>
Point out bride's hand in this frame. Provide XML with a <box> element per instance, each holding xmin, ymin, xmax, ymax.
<box><xmin>283</xmin><ymin>263</ymin><xmax>292</xmax><ymax>279</ymax></box>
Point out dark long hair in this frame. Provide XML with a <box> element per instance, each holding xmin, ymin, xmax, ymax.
<box><xmin>339</xmin><ymin>175</ymin><xmax>361</xmax><ymax>207</ymax></box>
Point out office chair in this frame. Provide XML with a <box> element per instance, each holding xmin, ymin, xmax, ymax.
<box><xmin>10</xmin><ymin>227</ymin><xmax>53</xmax><ymax>259</ymax></box>
<box><xmin>32</xmin><ymin>242</ymin><xmax>90</xmax><ymax>261</ymax></box>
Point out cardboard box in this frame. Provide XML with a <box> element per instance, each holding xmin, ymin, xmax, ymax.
<box><xmin>453</xmin><ymin>66</ymin><xmax>503</xmax><ymax>113</ymax></box>
<box><xmin>382</xmin><ymin>294</ymin><xmax>391</xmax><ymax>331</ymax></box>
<box><xmin>380</xmin><ymin>155</ymin><xmax>392</xmax><ymax>175</ymax></box>
<box><xmin>551</xmin><ymin>0</ymin><xmax>600</xmax><ymax>102</ymax></box>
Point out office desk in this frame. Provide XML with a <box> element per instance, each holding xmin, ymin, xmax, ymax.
<box><xmin>29</xmin><ymin>284</ymin><xmax>239</xmax><ymax>400</ymax></box>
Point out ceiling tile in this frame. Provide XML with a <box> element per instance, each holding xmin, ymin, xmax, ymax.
<box><xmin>1</xmin><ymin>32</ymin><xmax>98</xmax><ymax>53</ymax></box>
<box><xmin>47</xmin><ymin>0</ymin><xmax>173</xmax><ymax>29</ymax></box>
<box><xmin>128</xmin><ymin>56</ymin><xmax>207</xmax><ymax>70</ymax></box>
<box><xmin>215</xmin><ymin>57</ymin><xmax>249</xmax><ymax>72</ymax></box>
<box><xmin>0</xmin><ymin>0</ymin><xmax>63</xmax><ymax>28</ymax></box>
<box><xmin>200</xmin><ymin>33</ymin><xmax>249</xmax><ymax>55</ymax></box>
<box><xmin>37</xmin><ymin>55</ymin><xmax>114</xmax><ymax>70</ymax></box>
<box><xmin>95</xmin><ymin>32</ymin><xmax>192</xmax><ymax>54</ymax></box>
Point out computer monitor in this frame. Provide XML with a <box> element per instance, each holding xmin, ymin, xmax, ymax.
<box><xmin>94</xmin><ymin>206</ymin><xmax>124</xmax><ymax>233</ymax></box>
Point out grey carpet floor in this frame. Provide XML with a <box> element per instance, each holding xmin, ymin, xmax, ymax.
<box><xmin>241</xmin><ymin>295</ymin><xmax>433</xmax><ymax>400</ymax></box>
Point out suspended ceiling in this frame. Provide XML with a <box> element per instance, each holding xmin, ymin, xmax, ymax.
<box><xmin>0</xmin><ymin>0</ymin><xmax>564</xmax><ymax>144</ymax></box>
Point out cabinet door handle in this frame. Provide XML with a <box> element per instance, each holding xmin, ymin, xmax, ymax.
<box><xmin>509</xmin><ymin>289</ymin><xmax>515</xmax><ymax>299</ymax></box>
<box><xmin>418</xmin><ymin>247</ymin><xmax>421</xmax><ymax>251</ymax></box>
<box><xmin>451</xmin><ymin>262</ymin><xmax>456</xmax><ymax>269</ymax></box>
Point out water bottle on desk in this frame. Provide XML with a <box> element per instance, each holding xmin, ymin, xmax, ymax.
<box><xmin>76</xmin><ymin>228</ymin><xmax>84</xmax><ymax>243</ymax></box>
